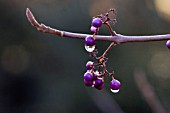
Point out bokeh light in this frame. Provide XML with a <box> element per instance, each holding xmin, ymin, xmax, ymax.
<box><xmin>154</xmin><ymin>0</ymin><xmax>170</xmax><ymax>22</ymax></box>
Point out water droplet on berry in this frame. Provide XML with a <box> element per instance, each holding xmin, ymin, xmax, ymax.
<box><xmin>111</xmin><ymin>89</ymin><xmax>119</xmax><ymax>93</ymax></box>
<box><xmin>85</xmin><ymin>45</ymin><xmax>95</xmax><ymax>52</ymax></box>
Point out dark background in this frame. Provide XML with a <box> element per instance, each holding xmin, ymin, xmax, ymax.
<box><xmin>0</xmin><ymin>0</ymin><xmax>170</xmax><ymax>113</ymax></box>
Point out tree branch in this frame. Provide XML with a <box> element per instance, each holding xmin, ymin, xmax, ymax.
<box><xmin>26</xmin><ymin>8</ymin><xmax>170</xmax><ymax>44</ymax></box>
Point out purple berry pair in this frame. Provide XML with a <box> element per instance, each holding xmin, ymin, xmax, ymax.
<box><xmin>84</xmin><ymin>18</ymin><xmax>102</xmax><ymax>53</ymax></box>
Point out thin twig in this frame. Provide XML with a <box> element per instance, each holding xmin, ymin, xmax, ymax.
<box><xmin>104</xmin><ymin>22</ymin><xmax>117</xmax><ymax>36</ymax></box>
<box><xmin>101</xmin><ymin>23</ymin><xmax>117</xmax><ymax>57</ymax></box>
<box><xmin>102</xmin><ymin>42</ymin><xmax>116</xmax><ymax>57</ymax></box>
<box><xmin>26</xmin><ymin>8</ymin><xmax>170</xmax><ymax>44</ymax></box>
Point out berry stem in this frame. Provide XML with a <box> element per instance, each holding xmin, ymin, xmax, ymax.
<box><xmin>102</xmin><ymin>42</ymin><xmax>117</xmax><ymax>57</ymax></box>
<box><xmin>101</xmin><ymin>22</ymin><xmax>118</xmax><ymax>57</ymax></box>
<box><xmin>26</xmin><ymin>8</ymin><xmax>170</xmax><ymax>44</ymax></box>
<box><xmin>104</xmin><ymin>22</ymin><xmax>117</xmax><ymax>36</ymax></box>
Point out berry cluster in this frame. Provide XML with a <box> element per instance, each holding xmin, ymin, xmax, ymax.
<box><xmin>83</xmin><ymin>9</ymin><xmax>121</xmax><ymax>93</ymax></box>
<box><xmin>84</xmin><ymin>61</ymin><xmax>104</xmax><ymax>90</ymax></box>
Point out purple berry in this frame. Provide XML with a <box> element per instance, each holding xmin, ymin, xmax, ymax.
<box><xmin>84</xmin><ymin>72</ymin><xmax>93</xmax><ymax>81</ymax></box>
<box><xmin>95</xmin><ymin>82</ymin><xmax>104</xmax><ymax>90</ymax></box>
<box><xmin>86</xmin><ymin>61</ymin><xmax>94</xmax><ymax>70</ymax></box>
<box><xmin>110</xmin><ymin>79</ymin><xmax>121</xmax><ymax>90</ymax></box>
<box><xmin>92</xmin><ymin>18</ymin><xmax>102</xmax><ymax>27</ymax></box>
<box><xmin>94</xmin><ymin>78</ymin><xmax>103</xmax><ymax>87</ymax></box>
<box><xmin>90</xmin><ymin>26</ymin><xmax>97</xmax><ymax>33</ymax></box>
<box><xmin>85</xmin><ymin>36</ymin><xmax>95</xmax><ymax>46</ymax></box>
<box><xmin>166</xmin><ymin>40</ymin><xmax>170</xmax><ymax>49</ymax></box>
<box><xmin>84</xmin><ymin>79</ymin><xmax>93</xmax><ymax>86</ymax></box>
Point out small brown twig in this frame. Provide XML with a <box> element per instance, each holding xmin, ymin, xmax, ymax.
<box><xmin>102</xmin><ymin>42</ymin><xmax>116</xmax><ymax>57</ymax></box>
<box><xmin>101</xmin><ymin>23</ymin><xmax>117</xmax><ymax>57</ymax></box>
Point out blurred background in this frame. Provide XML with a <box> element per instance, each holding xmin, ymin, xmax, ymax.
<box><xmin>0</xmin><ymin>0</ymin><xmax>170</xmax><ymax>113</ymax></box>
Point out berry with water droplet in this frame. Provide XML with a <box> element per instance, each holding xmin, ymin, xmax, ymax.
<box><xmin>85</xmin><ymin>45</ymin><xmax>95</xmax><ymax>52</ymax></box>
<box><xmin>110</xmin><ymin>79</ymin><xmax>121</xmax><ymax>93</ymax></box>
<box><xmin>85</xmin><ymin>36</ymin><xmax>95</xmax><ymax>46</ymax></box>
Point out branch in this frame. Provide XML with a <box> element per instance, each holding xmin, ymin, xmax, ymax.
<box><xmin>26</xmin><ymin>8</ymin><xmax>170</xmax><ymax>44</ymax></box>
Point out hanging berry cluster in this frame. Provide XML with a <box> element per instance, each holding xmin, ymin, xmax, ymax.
<box><xmin>83</xmin><ymin>9</ymin><xmax>121</xmax><ymax>93</ymax></box>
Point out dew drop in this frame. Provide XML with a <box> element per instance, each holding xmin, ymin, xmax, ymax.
<box><xmin>111</xmin><ymin>89</ymin><xmax>120</xmax><ymax>93</ymax></box>
<box><xmin>85</xmin><ymin>45</ymin><xmax>95</xmax><ymax>52</ymax></box>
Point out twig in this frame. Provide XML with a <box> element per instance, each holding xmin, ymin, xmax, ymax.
<box><xmin>134</xmin><ymin>68</ymin><xmax>168</xmax><ymax>113</ymax></box>
<box><xmin>101</xmin><ymin>22</ymin><xmax>117</xmax><ymax>57</ymax></box>
<box><xmin>102</xmin><ymin>42</ymin><xmax>116</xmax><ymax>57</ymax></box>
<box><xmin>26</xmin><ymin>8</ymin><xmax>170</xmax><ymax>44</ymax></box>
